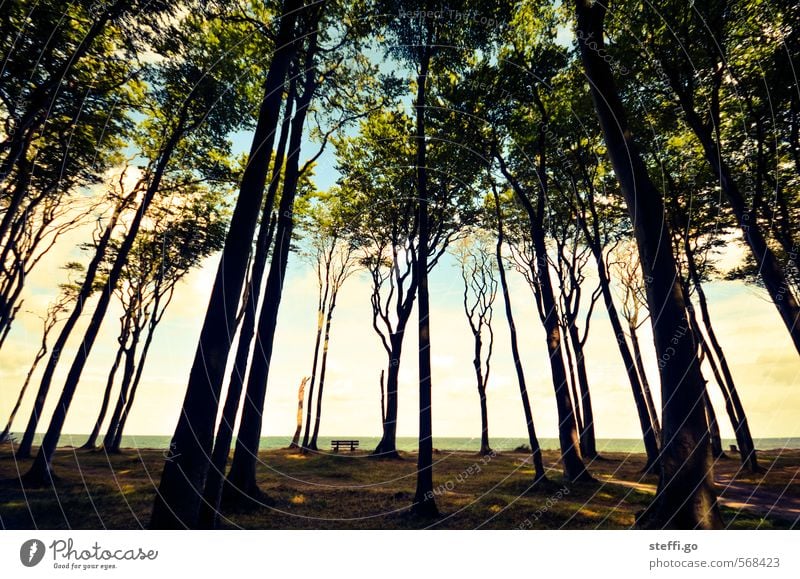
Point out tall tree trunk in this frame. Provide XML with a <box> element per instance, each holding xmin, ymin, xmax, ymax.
<box><xmin>561</xmin><ymin>329</ymin><xmax>584</xmax><ymax>451</ymax></box>
<box><xmin>289</xmin><ymin>377</ymin><xmax>308</xmax><ymax>449</ymax></box>
<box><xmin>703</xmin><ymin>388</ymin><xmax>724</xmax><ymax>459</ymax></box>
<box><xmin>150</xmin><ymin>1</ymin><xmax>301</xmax><ymax>529</ymax></box>
<box><xmin>24</xmin><ymin>119</ymin><xmax>182</xmax><ymax>485</ymax></box>
<box><xmin>223</xmin><ymin>35</ymin><xmax>319</xmax><ymax>506</ymax></box>
<box><xmin>492</xmin><ymin>188</ymin><xmax>546</xmax><ymax>483</ymax></box>
<box><xmin>17</xmin><ymin>188</ymin><xmax>134</xmax><ymax>458</ymax></box>
<box><xmin>102</xmin><ymin>331</ymin><xmax>140</xmax><ymax>453</ymax></box>
<box><xmin>496</xmin><ymin>154</ymin><xmax>592</xmax><ymax>483</ymax></box>
<box><xmin>471</xmin><ymin>332</ymin><xmax>492</xmax><ymax>456</ymax></box>
<box><xmin>199</xmin><ymin>76</ymin><xmax>293</xmax><ymax>529</ymax></box>
<box><xmin>575</xmin><ymin>0</ymin><xmax>722</xmax><ymax>528</ymax></box>
<box><xmin>686</xmin><ymin>245</ymin><xmax>760</xmax><ymax>472</ymax></box>
<box><xmin>568</xmin><ymin>324</ymin><xmax>597</xmax><ymax>458</ymax></box>
<box><xmin>373</xmin><ymin>327</ymin><xmax>408</xmax><ymax>459</ymax></box>
<box><xmin>411</xmin><ymin>47</ymin><xmax>438</xmax><ymax>518</ymax></box>
<box><xmin>302</xmin><ymin>281</ymin><xmax>329</xmax><ymax>451</ymax></box>
<box><xmin>309</xmin><ymin>294</ymin><xmax>339</xmax><ymax>450</ymax></box>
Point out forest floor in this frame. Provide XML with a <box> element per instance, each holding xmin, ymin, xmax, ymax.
<box><xmin>0</xmin><ymin>444</ymin><xmax>798</xmax><ymax>529</ymax></box>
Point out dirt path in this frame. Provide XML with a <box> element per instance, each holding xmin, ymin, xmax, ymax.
<box><xmin>602</xmin><ymin>475</ymin><xmax>800</xmax><ymax>525</ymax></box>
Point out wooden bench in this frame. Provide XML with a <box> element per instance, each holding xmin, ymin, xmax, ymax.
<box><xmin>331</xmin><ymin>440</ymin><xmax>359</xmax><ymax>452</ymax></box>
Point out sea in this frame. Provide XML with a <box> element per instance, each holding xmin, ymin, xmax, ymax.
<box><xmin>12</xmin><ymin>434</ymin><xmax>800</xmax><ymax>453</ymax></box>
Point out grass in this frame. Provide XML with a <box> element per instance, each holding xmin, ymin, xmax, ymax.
<box><xmin>1</xmin><ymin>444</ymin><xmax>797</xmax><ymax>529</ymax></box>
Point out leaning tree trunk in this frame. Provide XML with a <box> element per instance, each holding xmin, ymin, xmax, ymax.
<box><xmin>568</xmin><ymin>324</ymin><xmax>598</xmax><ymax>458</ymax></box>
<box><xmin>24</xmin><ymin>116</ymin><xmax>182</xmax><ymax>485</ymax></box>
<box><xmin>576</xmin><ymin>0</ymin><xmax>722</xmax><ymax>529</ymax></box>
<box><xmin>373</xmin><ymin>326</ymin><xmax>408</xmax><ymax>459</ymax></box>
<box><xmin>150</xmin><ymin>1</ymin><xmax>301</xmax><ymax>529</ymax></box>
<box><xmin>628</xmin><ymin>320</ymin><xmax>662</xmax><ymax>442</ymax></box>
<box><xmin>561</xmin><ymin>330</ymin><xmax>584</xmax><ymax>452</ymax></box>
<box><xmin>198</xmin><ymin>75</ymin><xmax>294</xmax><ymax>530</ymax></box>
<box><xmin>1</xmin><ymin>322</ymin><xmax>53</xmax><ymax>443</ymax></box>
<box><xmin>492</xmin><ymin>187</ymin><xmax>546</xmax><ymax>483</ymax></box>
<box><xmin>703</xmin><ymin>388</ymin><xmax>725</xmax><ymax>459</ymax></box>
<box><xmin>224</xmin><ymin>40</ymin><xmax>319</xmax><ymax>506</ymax></box>
<box><xmin>686</xmin><ymin>244</ymin><xmax>760</xmax><ymax>472</ymax></box>
<box><xmin>82</xmin><ymin>317</ymin><xmax>131</xmax><ymax>450</ymax></box>
<box><xmin>496</xmin><ymin>154</ymin><xmax>592</xmax><ymax>483</ymax></box>
<box><xmin>302</xmin><ymin>280</ymin><xmax>329</xmax><ymax>451</ymax></box>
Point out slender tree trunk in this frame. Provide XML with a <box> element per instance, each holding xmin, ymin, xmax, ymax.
<box><xmin>561</xmin><ymin>329</ymin><xmax>584</xmax><ymax>450</ymax></box>
<box><xmin>471</xmin><ymin>333</ymin><xmax>492</xmax><ymax>455</ymax></box>
<box><xmin>379</xmin><ymin>369</ymin><xmax>386</xmax><ymax>425</ymax></box>
<box><xmin>81</xmin><ymin>337</ymin><xmax>126</xmax><ymax>450</ymax></box>
<box><xmin>492</xmin><ymin>186</ymin><xmax>546</xmax><ymax>483</ymax></box>
<box><xmin>496</xmin><ymin>155</ymin><xmax>592</xmax><ymax>483</ymax></box>
<box><xmin>704</xmin><ymin>388</ymin><xmax>724</xmax><ymax>459</ymax></box>
<box><xmin>302</xmin><ymin>282</ymin><xmax>329</xmax><ymax>451</ymax></box>
<box><xmin>309</xmin><ymin>295</ymin><xmax>339</xmax><ymax>450</ymax></box>
<box><xmin>199</xmin><ymin>77</ymin><xmax>293</xmax><ymax>529</ymax></box>
<box><xmin>576</xmin><ymin>0</ymin><xmax>722</xmax><ymax>528</ymax></box>
<box><xmin>223</xmin><ymin>37</ymin><xmax>319</xmax><ymax>505</ymax></box>
<box><xmin>373</xmin><ymin>321</ymin><xmax>409</xmax><ymax>459</ymax></box>
<box><xmin>411</xmin><ymin>48</ymin><xmax>438</xmax><ymax>518</ymax></box>
<box><xmin>289</xmin><ymin>377</ymin><xmax>308</xmax><ymax>449</ymax></box>
<box><xmin>150</xmin><ymin>1</ymin><xmax>300</xmax><ymax>529</ymax></box>
<box><xmin>686</xmin><ymin>247</ymin><xmax>760</xmax><ymax>472</ymax></box>
<box><xmin>102</xmin><ymin>335</ymin><xmax>139</xmax><ymax>453</ymax></box>
<box><xmin>628</xmin><ymin>321</ymin><xmax>662</xmax><ymax>442</ymax></box>
<box><xmin>1</xmin><ymin>328</ymin><xmax>51</xmax><ymax>442</ymax></box>
<box><xmin>568</xmin><ymin>324</ymin><xmax>597</xmax><ymax>458</ymax></box>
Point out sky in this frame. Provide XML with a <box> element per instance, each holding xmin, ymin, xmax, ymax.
<box><xmin>1</xmin><ymin>26</ymin><xmax>798</xmax><ymax>445</ymax></box>
<box><xmin>0</xmin><ymin>205</ymin><xmax>798</xmax><ymax>443</ymax></box>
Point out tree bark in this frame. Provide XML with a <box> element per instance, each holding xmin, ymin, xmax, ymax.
<box><xmin>411</xmin><ymin>47</ymin><xmax>439</xmax><ymax>518</ymax></box>
<box><xmin>150</xmin><ymin>0</ymin><xmax>301</xmax><ymax>529</ymax></box>
<box><xmin>628</xmin><ymin>320</ymin><xmax>662</xmax><ymax>443</ymax></box>
<box><xmin>199</xmin><ymin>76</ymin><xmax>292</xmax><ymax>529</ymax></box>
<box><xmin>223</xmin><ymin>33</ymin><xmax>319</xmax><ymax>506</ymax></box>
<box><xmin>309</xmin><ymin>293</ymin><xmax>339</xmax><ymax>450</ymax></box>
<box><xmin>496</xmin><ymin>155</ymin><xmax>592</xmax><ymax>483</ymax></box>
<box><xmin>576</xmin><ymin>0</ymin><xmax>722</xmax><ymax>528</ymax></box>
<box><xmin>568</xmin><ymin>323</ymin><xmax>597</xmax><ymax>458</ymax></box>
<box><xmin>492</xmin><ymin>187</ymin><xmax>546</xmax><ymax>482</ymax></box>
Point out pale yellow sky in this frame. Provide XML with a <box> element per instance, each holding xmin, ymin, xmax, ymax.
<box><xmin>1</xmin><ymin>211</ymin><xmax>798</xmax><ymax>444</ymax></box>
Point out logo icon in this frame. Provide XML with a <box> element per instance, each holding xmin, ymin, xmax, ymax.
<box><xmin>20</xmin><ymin>539</ymin><xmax>45</xmax><ymax>567</ymax></box>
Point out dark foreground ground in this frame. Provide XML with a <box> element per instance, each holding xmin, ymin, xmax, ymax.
<box><xmin>1</xmin><ymin>444</ymin><xmax>798</xmax><ymax>529</ymax></box>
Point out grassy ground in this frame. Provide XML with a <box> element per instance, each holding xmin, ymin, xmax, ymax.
<box><xmin>1</xmin><ymin>444</ymin><xmax>798</xmax><ymax>529</ymax></box>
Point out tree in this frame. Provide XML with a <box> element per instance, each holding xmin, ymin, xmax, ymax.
<box><xmin>574</xmin><ymin>0</ymin><xmax>722</xmax><ymax>528</ymax></box>
<box><xmin>489</xmin><ymin>183</ymin><xmax>547</xmax><ymax>483</ymax></box>
<box><xmin>23</xmin><ymin>5</ymin><xmax>253</xmax><ymax>485</ymax></box>
<box><xmin>298</xmin><ymin>190</ymin><xmax>360</xmax><ymax>451</ymax></box>
<box><xmin>453</xmin><ymin>234</ymin><xmax>497</xmax><ymax>456</ymax></box>
<box><xmin>151</xmin><ymin>0</ymin><xmax>303</xmax><ymax>528</ymax></box>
